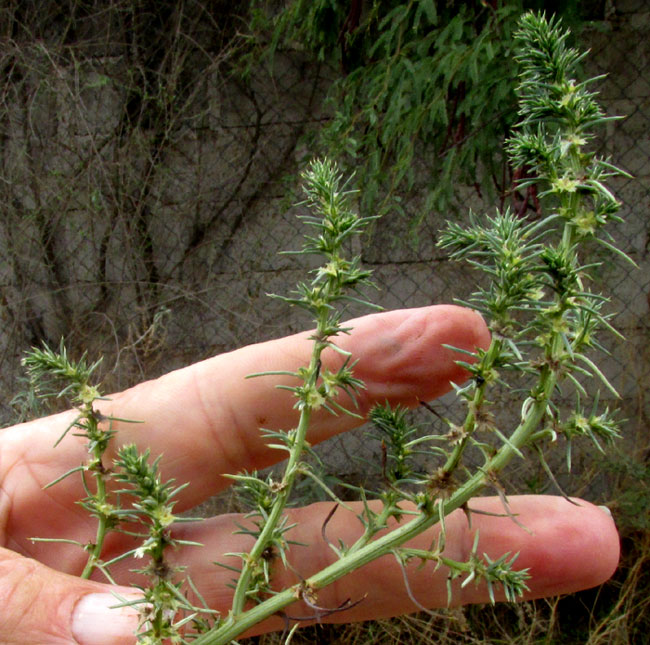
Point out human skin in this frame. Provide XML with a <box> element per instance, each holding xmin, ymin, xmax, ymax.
<box><xmin>0</xmin><ymin>305</ymin><xmax>619</xmax><ymax>644</ymax></box>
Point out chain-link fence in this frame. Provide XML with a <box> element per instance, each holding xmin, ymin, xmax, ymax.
<box><xmin>0</xmin><ymin>2</ymin><xmax>648</xmax><ymax>502</ymax></box>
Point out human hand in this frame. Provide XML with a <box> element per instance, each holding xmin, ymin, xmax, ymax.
<box><xmin>0</xmin><ymin>305</ymin><xmax>619</xmax><ymax>644</ymax></box>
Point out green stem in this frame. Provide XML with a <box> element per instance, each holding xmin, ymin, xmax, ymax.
<box><xmin>211</xmin><ymin>227</ymin><xmax>577</xmax><ymax>642</ymax></box>
<box><xmin>81</xmin><ymin>432</ymin><xmax>109</xmax><ymax>579</ymax></box>
<box><xmin>228</xmin><ymin>340</ymin><xmax>323</xmax><ymax>618</ymax></box>
<box><xmin>346</xmin><ymin>492</ymin><xmax>404</xmax><ymax>554</ymax></box>
<box><xmin>443</xmin><ymin>337</ymin><xmax>503</xmax><ymax>474</ymax></box>
<box><xmin>194</xmin><ymin>364</ymin><xmax>558</xmax><ymax>645</ymax></box>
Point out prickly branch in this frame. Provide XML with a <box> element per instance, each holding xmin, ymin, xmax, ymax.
<box><xmin>22</xmin><ymin>346</ymin><xmax>213</xmax><ymax>642</ymax></box>
<box><xmin>24</xmin><ymin>12</ymin><xmax>629</xmax><ymax>645</ymax></box>
<box><xmin>196</xmin><ymin>14</ymin><xmax>628</xmax><ymax>643</ymax></box>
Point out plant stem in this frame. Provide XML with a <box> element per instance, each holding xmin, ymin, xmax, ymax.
<box><xmin>194</xmin><ymin>359</ymin><xmax>559</xmax><ymax>645</ymax></box>
<box><xmin>80</xmin><ymin>456</ymin><xmax>109</xmax><ymax>579</ymax></box>
<box><xmin>228</xmin><ymin>339</ymin><xmax>322</xmax><ymax>618</ymax></box>
<box><xmin>79</xmin><ymin>407</ymin><xmax>114</xmax><ymax>581</ymax></box>
<box><xmin>443</xmin><ymin>337</ymin><xmax>503</xmax><ymax>474</ymax></box>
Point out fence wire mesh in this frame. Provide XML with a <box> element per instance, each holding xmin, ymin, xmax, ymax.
<box><xmin>0</xmin><ymin>2</ymin><xmax>648</xmax><ymax>500</ymax></box>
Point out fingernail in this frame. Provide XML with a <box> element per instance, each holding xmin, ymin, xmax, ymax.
<box><xmin>598</xmin><ymin>505</ymin><xmax>613</xmax><ymax>518</ymax></box>
<box><xmin>72</xmin><ymin>591</ymin><xmax>141</xmax><ymax>645</ymax></box>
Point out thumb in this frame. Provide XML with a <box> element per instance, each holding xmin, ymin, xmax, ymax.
<box><xmin>0</xmin><ymin>548</ymin><xmax>140</xmax><ymax>645</ymax></box>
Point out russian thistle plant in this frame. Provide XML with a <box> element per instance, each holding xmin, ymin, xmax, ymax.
<box><xmin>195</xmin><ymin>13</ymin><xmax>628</xmax><ymax>642</ymax></box>
<box><xmin>22</xmin><ymin>12</ymin><xmax>629</xmax><ymax>644</ymax></box>
<box><xmin>22</xmin><ymin>343</ymin><xmax>116</xmax><ymax>581</ymax></box>
<box><xmin>22</xmin><ymin>346</ymin><xmax>215</xmax><ymax>641</ymax></box>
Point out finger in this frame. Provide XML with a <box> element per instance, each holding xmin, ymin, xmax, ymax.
<box><xmin>0</xmin><ymin>546</ymin><xmax>140</xmax><ymax>645</ymax></box>
<box><xmin>0</xmin><ymin>306</ymin><xmax>487</xmax><ymax>567</ymax></box>
<box><xmin>106</xmin><ymin>495</ymin><xmax>618</xmax><ymax>636</ymax></box>
<box><xmin>98</xmin><ymin>305</ymin><xmax>489</xmax><ymax>507</ymax></box>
